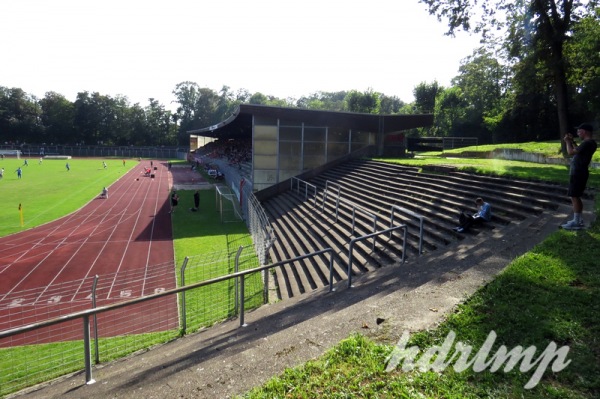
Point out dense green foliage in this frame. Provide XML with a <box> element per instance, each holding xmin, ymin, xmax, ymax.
<box><xmin>0</xmin><ymin>84</ymin><xmax>405</xmax><ymax>147</ymax></box>
<box><xmin>420</xmin><ymin>0</ymin><xmax>599</xmax><ymax>145</ymax></box>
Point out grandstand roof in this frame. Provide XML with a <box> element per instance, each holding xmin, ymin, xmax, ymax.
<box><xmin>188</xmin><ymin>104</ymin><xmax>433</xmax><ymax>139</ymax></box>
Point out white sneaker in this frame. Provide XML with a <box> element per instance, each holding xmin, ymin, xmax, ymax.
<box><xmin>561</xmin><ymin>220</ymin><xmax>584</xmax><ymax>230</ymax></box>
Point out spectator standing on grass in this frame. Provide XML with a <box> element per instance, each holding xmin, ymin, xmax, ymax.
<box><xmin>170</xmin><ymin>191</ymin><xmax>179</xmax><ymax>213</ymax></box>
<box><xmin>562</xmin><ymin>123</ymin><xmax>597</xmax><ymax>230</ymax></box>
<box><xmin>191</xmin><ymin>190</ymin><xmax>200</xmax><ymax>211</ymax></box>
<box><xmin>15</xmin><ymin>167</ymin><xmax>22</xmax><ymax>179</ymax></box>
<box><xmin>453</xmin><ymin>197</ymin><xmax>492</xmax><ymax>233</ymax></box>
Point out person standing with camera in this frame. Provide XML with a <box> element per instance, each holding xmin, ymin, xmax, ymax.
<box><xmin>562</xmin><ymin>123</ymin><xmax>597</xmax><ymax>230</ymax></box>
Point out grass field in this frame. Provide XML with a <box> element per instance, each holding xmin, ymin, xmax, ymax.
<box><xmin>0</xmin><ymin>157</ymin><xmax>138</xmax><ymax>237</ymax></box>
<box><xmin>375</xmin><ymin>152</ymin><xmax>600</xmax><ymax>190</ymax></box>
<box><xmin>422</xmin><ymin>140</ymin><xmax>600</xmax><ymax>163</ymax></box>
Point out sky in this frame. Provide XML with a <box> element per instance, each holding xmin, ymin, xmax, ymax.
<box><xmin>2</xmin><ymin>0</ymin><xmax>482</xmax><ymax>111</ymax></box>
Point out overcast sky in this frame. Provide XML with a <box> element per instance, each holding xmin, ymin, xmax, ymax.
<box><xmin>2</xmin><ymin>0</ymin><xmax>481</xmax><ymax>111</ymax></box>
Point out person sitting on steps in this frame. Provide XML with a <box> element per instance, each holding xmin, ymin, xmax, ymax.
<box><xmin>453</xmin><ymin>197</ymin><xmax>492</xmax><ymax>233</ymax></box>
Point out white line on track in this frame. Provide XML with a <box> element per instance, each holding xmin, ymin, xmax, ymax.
<box><xmin>0</xmin><ymin>164</ymin><xmax>154</xmax><ymax>300</ymax></box>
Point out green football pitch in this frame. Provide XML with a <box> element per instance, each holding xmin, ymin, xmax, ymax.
<box><xmin>0</xmin><ymin>157</ymin><xmax>138</xmax><ymax>237</ymax></box>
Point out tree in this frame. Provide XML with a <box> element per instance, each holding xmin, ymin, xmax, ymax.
<box><xmin>39</xmin><ymin>92</ymin><xmax>76</xmax><ymax>144</ymax></box>
<box><xmin>449</xmin><ymin>48</ymin><xmax>510</xmax><ymax>141</ymax></box>
<box><xmin>145</xmin><ymin>98</ymin><xmax>172</xmax><ymax>146</ymax></box>
<box><xmin>565</xmin><ymin>9</ymin><xmax>600</xmax><ymax>119</ymax></box>
<box><xmin>379</xmin><ymin>94</ymin><xmax>406</xmax><ymax>114</ymax></box>
<box><xmin>128</xmin><ymin>103</ymin><xmax>149</xmax><ymax>146</ymax></box>
<box><xmin>344</xmin><ymin>89</ymin><xmax>381</xmax><ymax>114</ymax></box>
<box><xmin>0</xmin><ymin>87</ymin><xmax>42</xmax><ymax>143</ymax></box>
<box><xmin>433</xmin><ymin>87</ymin><xmax>467</xmax><ymax>137</ymax></box>
<box><xmin>172</xmin><ymin>81</ymin><xmax>201</xmax><ymax>142</ymax></box>
<box><xmin>413</xmin><ymin>81</ymin><xmax>441</xmax><ymax>113</ymax></box>
<box><xmin>296</xmin><ymin>91</ymin><xmax>348</xmax><ymax>111</ymax></box>
<box><xmin>418</xmin><ymin>0</ymin><xmax>597</xmax><ymax>143</ymax></box>
<box><xmin>248</xmin><ymin>92</ymin><xmax>268</xmax><ymax>105</ymax></box>
<box><xmin>194</xmin><ymin>88</ymin><xmax>221</xmax><ymax>128</ymax></box>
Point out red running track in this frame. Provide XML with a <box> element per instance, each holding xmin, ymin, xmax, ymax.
<box><xmin>0</xmin><ymin>161</ymin><xmax>178</xmax><ymax>346</ymax></box>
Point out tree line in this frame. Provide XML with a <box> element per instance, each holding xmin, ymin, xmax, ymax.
<box><xmin>1</xmin><ymin>2</ymin><xmax>598</xmax><ymax>148</ymax></box>
<box><xmin>0</xmin><ymin>84</ymin><xmax>406</xmax><ymax>147</ymax></box>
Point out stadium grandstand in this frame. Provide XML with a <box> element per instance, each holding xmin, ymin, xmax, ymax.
<box><xmin>188</xmin><ymin>104</ymin><xmax>434</xmax><ymax>192</ymax></box>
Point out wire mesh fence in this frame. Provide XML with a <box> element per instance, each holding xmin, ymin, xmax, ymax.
<box><xmin>180</xmin><ymin>246</ymin><xmax>263</xmax><ymax>333</ymax></box>
<box><xmin>1</xmin><ymin>322</ymin><xmax>86</xmax><ymax>395</ymax></box>
<box><xmin>0</xmin><ymin>246</ymin><xmax>265</xmax><ymax>397</ymax></box>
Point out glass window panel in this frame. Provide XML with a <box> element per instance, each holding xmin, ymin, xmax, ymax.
<box><xmin>254</xmin><ymin>116</ymin><xmax>277</xmax><ymax>126</ymax></box>
<box><xmin>351</xmin><ymin>131</ymin><xmax>369</xmax><ymax>144</ymax></box>
<box><xmin>304</xmin><ymin>142</ymin><xmax>325</xmax><ymax>155</ymax></box>
<box><xmin>253</xmin><ymin>170</ymin><xmax>278</xmax><ymax>185</ymax></box>
<box><xmin>279</xmin><ymin>119</ymin><xmax>301</xmax><ymax>127</ymax></box>
<box><xmin>280</xmin><ymin>155</ymin><xmax>301</xmax><ymax>169</ymax></box>
<box><xmin>279</xmin><ymin>169</ymin><xmax>300</xmax><ymax>181</ymax></box>
<box><xmin>327</xmin><ymin>142</ymin><xmax>349</xmax><ymax>159</ymax></box>
<box><xmin>254</xmin><ymin>139</ymin><xmax>278</xmax><ymax>155</ymax></box>
<box><xmin>279</xmin><ymin>141</ymin><xmax>301</xmax><ymax>156</ymax></box>
<box><xmin>304</xmin><ymin>127</ymin><xmax>326</xmax><ymax>142</ymax></box>
<box><xmin>328</xmin><ymin>127</ymin><xmax>350</xmax><ymax>143</ymax></box>
<box><xmin>254</xmin><ymin>125</ymin><xmax>278</xmax><ymax>140</ymax></box>
<box><xmin>254</xmin><ymin>155</ymin><xmax>278</xmax><ymax>169</ymax></box>
<box><xmin>280</xmin><ymin>126</ymin><xmax>302</xmax><ymax>141</ymax></box>
<box><xmin>303</xmin><ymin>155</ymin><xmax>326</xmax><ymax>169</ymax></box>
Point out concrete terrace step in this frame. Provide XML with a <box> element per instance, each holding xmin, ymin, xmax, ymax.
<box><xmin>261</xmin><ymin>159</ymin><xmax>574</xmax><ymax>302</ymax></box>
<box><xmin>341</xmin><ymin>159</ymin><xmax>547</xmax><ymax>219</ymax></box>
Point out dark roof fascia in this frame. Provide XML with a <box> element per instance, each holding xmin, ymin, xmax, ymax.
<box><xmin>188</xmin><ymin>104</ymin><xmax>433</xmax><ymax>137</ymax></box>
<box><xmin>187</xmin><ymin>105</ymin><xmax>242</xmax><ymax>135</ymax></box>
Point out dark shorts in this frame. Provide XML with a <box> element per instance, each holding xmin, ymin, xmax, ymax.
<box><xmin>568</xmin><ymin>170</ymin><xmax>589</xmax><ymax>198</ymax></box>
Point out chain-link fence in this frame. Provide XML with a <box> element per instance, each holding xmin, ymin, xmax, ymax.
<box><xmin>1</xmin><ymin>144</ymin><xmax>187</xmax><ymax>159</ymax></box>
<box><xmin>179</xmin><ymin>246</ymin><xmax>262</xmax><ymax>334</ymax></box>
<box><xmin>0</xmin><ymin>246</ymin><xmax>264</xmax><ymax>397</ymax></box>
<box><xmin>205</xmin><ymin>156</ymin><xmax>276</xmax><ymax>267</ymax></box>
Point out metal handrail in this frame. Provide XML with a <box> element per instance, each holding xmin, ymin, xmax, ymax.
<box><xmin>347</xmin><ymin>224</ymin><xmax>408</xmax><ymax>288</ymax></box>
<box><xmin>322</xmin><ymin>181</ymin><xmax>341</xmax><ymax>221</ymax></box>
<box><xmin>390</xmin><ymin>205</ymin><xmax>425</xmax><ymax>255</ymax></box>
<box><xmin>350</xmin><ymin>204</ymin><xmax>378</xmax><ymax>252</ymax></box>
<box><xmin>291</xmin><ymin>177</ymin><xmax>318</xmax><ymax>208</ymax></box>
<box><xmin>0</xmin><ymin>248</ymin><xmax>338</xmax><ymax>385</ymax></box>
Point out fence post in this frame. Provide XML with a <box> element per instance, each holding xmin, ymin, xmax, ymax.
<box><xmin>91</xmin><ymin>275</ymin><xmax>99</xmax><ymax>364</ymax></box>
<box><xmin>180</xmin><ymin>257</ymin><xmax>189</xmax><ymax>335</ymax></box>
<box><xmin>239</xmin><ymin>274</ymin><xmax>247</xmax><ymax>327</ymax></box>
<box><xmin>328</xmin><ymin>250</ymin><xmax>335</xmax><ymax>292</ymax></box>
<box><xmin>83</xmin><ymin>315</ymin><xmax>95</xmax><ymax>385</ymax></box>
<box><xmin>234</xmin><ymin>246</ymin><xmax>244</xmax><ymax>315</ymax></box>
